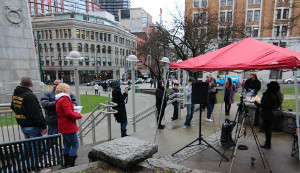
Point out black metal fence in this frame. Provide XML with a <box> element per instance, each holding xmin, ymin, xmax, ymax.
<box><xmin>0</xmin><ymin>134</ymin><xmax>63</xmax><ymax>172</ymax></box>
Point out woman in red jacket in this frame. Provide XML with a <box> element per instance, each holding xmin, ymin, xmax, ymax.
<box><xmin>55</xmin><ymin>83</ymin><xmax>82</xmax><ymax>167</ymax></box>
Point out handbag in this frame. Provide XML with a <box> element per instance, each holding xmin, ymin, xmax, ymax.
<box><xmin>272</xmin><ymin>108</ymin><xmax>283</xmax><ymax>119</ymax></box>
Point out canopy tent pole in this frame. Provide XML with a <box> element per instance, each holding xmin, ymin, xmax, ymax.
<box><xmin>293</xmin><ymin>68</ymin><xmax>300</xmax><ymax>163</ymax></box>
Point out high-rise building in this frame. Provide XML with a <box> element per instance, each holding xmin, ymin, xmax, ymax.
<box><xmin>98</xmin><ymin>0</ymin><xmax>131</xmax><ymax>21</ymax></box>
<box><xmin>28</xmin><ymin>0</ymin><xmax>101</xmax><ymax>15</ymax></box>
<box><xmin>185</xmin><ymin>0</ymin><xmax>300</xmax><ymax>80</ymax></box>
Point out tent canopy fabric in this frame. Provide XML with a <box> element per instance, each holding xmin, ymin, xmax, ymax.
<box><xmin>169</xmin><ymin>38</ymin><xmax>300</xmax><ymax>71</ymax></box>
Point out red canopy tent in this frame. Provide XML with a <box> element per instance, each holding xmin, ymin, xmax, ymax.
<box><xmin>169</xmin><ymin>37</ymin><xmax>300</xmax><ymax>71</ymax></box>
<box><xmin>169</xmin><ymin>37</ymin><xmax>300</xmax><ymax>161</ymax></box>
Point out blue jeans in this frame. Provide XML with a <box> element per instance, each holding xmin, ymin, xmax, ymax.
<box><xmin>121</xmin><ymin>122</ymin><xmax>127</xmax><ymax>131</ymax></box>
<box><xmin>21</xmin><ymin>127</ymin><xmax>42</xmax><ymax>171</ymax></box>
<box><xmin>184</xmin><ymin>104</ymin><xmax>195</xmax><ymax>126</ymax></box>
<box><xmin>47</xmin><ymin>125</ymin><xmax>58</xmax><ymax>135</ymax></box>
<box><xmin>207</xmin><ymin>102</ymin><xmax>215</xmax><ymax>119</ymax></box>
<box><xmin>63</xmin><ymin>132</ymin><xmax>79</xmax><ymax>157</ymax></box>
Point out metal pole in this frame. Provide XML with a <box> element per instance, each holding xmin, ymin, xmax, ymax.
<box><xmin>132</xmin><ymin>64</ymin><xmax>136</xmax><ymax>132</ymax></box>
<box><xmin>293</xmin><ymin>68</ymin><xmax>300</xmax><ymax>163</ymax></box>
<box><xmin>74</xmin><ymin>63</ymin><xmax>82</xmax><ymax>145</ymax></box>
<box><xmin>178</xmin><ymin>69</ymin><xmax>181</xmax><ymax>120</ymax></box>
<box><xmin>163</xmin><ymin>66</ymin><xmax>166</xmax><ymax>87</ymax></box>
<box><xmin>37</xmin><ymin>32</ymin><xmax>43</xmax><ymax>82</ymax></box>
<box><xmin>107</xmin><ymin>106</ymin><xmax>112</xmax><ymax>140</ymax></box>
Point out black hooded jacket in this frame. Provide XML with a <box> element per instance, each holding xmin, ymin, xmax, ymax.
<box><xmin>155</xmin><ymin>81</ymin><xmax>169</xmax><ymax>108</ymax></box>
<box><xmin>10</xmin><ymin>86</ymin><xmax>47</xmax><ymax>129</ymax></box>
<box><xmin>41</xmin><ymin>90</ymin><xmax>77</xmax><ymax>126</ymax></box>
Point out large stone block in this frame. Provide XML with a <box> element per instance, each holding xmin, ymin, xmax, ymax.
<box><xmin>91</xmin><ymin>137</ymin><xmax>158</xmax><ymax>169</ymax></box>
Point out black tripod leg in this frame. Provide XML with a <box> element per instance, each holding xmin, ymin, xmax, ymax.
<box><xmin>201</xmin><ymin>138</ymin><xmax>229</xmax><ymax>161</ymax></box>
<box><xmin>171</xmin><ymin>138</ymin><xmax>199</xmax><ymax>156</ymax></box>
<box><xmin>246</xmin><ymin>117</ymin><xmax>272</xmax><ymax>171</ymax></box>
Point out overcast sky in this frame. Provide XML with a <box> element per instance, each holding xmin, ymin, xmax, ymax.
<box><xmin>130</xmin><ymin>0</ymin><xmax>184</xmax><ymax>27</ymax></box>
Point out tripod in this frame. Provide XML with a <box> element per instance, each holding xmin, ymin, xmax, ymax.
<box><xmin>171</xmin><ymin>104</ymin><xmax>229</xmax><ymax>161</ymax></box>
<box><xmin>222</xmin><ymin>95</ymin><xmax>272</xmax><ymax>172</ymax></box>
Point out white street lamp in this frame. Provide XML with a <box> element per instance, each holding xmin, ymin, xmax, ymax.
<box><xmin>160</xmin><ymin>57</ymin><xmax>170</xmax><ymax>87</ymax></box>
<box><xmin>127</xmin><ymin>55</ymin><xmax>139</xmax><ymax>132</ymax></box>
<box><xmin>66</xmin><ymin>51</ymin><xmax>84</xmax><ymax>145</ymax></box>
<box><xmin>177</xmin><ymin>60</ymin><xmax>182</xmax><ymax>120</ymax></box>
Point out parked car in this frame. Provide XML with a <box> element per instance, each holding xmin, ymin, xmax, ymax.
<box><xmin>283</xmin><ymin>76</ymin><xmax>300</xmax><ymax>84</ymax></box>
<box><xmin>86</xmin><ymin>80</ymin><xmax>103</xmax><ymax>86</ymax></box>
<box><xmin>216</xmin><ymin>76</ymin><xmax>240</xmax><ymax>87</ymax></box>
<box><xmin>145</xmin><ymin>78</ymin><xmax>152</xmax><ymax>83</ymax></box>
<box><xmin>135</xmin><ymin>78</ymin><xmax>144</xmax><ymax>84</ymax></box>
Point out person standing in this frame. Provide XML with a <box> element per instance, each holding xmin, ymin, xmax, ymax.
<box><xmin>206</xmin><ymin>80</ymin><xmax>217</xmax><ymax>122</ymax></box>
<box><xmin>94</xmin><ymin>83</ymin><xmax>99</xmax><ymax>95</ymax></box>
<box><xmin>55</xmin><ymin>83</ymin><xmax>82</xmax><ymax>167</ymax></box>
<box><xmin>244</xmin><ymin>72</ymin><xmax>261</xmax><ymax>96</ymax></box>
<box><xmin>41</xmin><ymin>79</ymin><xmax>77</xmax><ymax>135</ymax></box>
<box><xmin>255</xmin><ymin>81</ymin><xmax>283</xmax><ymax>149</ymax></box>
<box><xmin>223</xmin><ymin>78</ymin><xmax>237</xmax><ymax>116</ymax></box>
<box><xmin>170</xmin><ymin>83</ymin><xmax>179</xmax><ymax>121</ymax></box>
<box><xmin>183</xmin><ymin>77</ymin><xmax>196</xmax><ymax>128</ymax></box>
<box><xmin>111</xmin><ymin>80</ymin><xmax>129</xmax><ymax>137</ymax></box>
<box><xmin>11</xmin><ymin>76</ymin><xmax>48</xmax><ymax>172</ymax></box>
<box><xmin>155</xmin><ymin>80</ymin><xmax>168</xmax><ymax>129</ymax></box>
<box><xmin>241</xmin><ymin>80</ymin><xmax>246</xmax><ymax>93</ymax></box>
<box><xmin>11</xmin><ymin>76</ymin><xmax>48</xmax><ymax>138</ymax></box>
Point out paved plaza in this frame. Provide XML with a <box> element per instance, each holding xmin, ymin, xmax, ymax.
<box><xmin>64</xmin><ymin>83</ymin><xmax>300</xmax><ymax>172</ymax></box>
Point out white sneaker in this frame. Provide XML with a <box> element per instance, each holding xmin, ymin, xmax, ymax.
<box><xmin>206</xmin><ymin>118</ymin><xmax>213</xmax><ymax>122</ymax></box>
<box><xmin>189</xmin><ymin>124</ymin><xmax>195</xmax><ymax>127</ymax></box>
<box><xmin>183</xmin><ymin>125</ymin><xmax>187</xmax><ymax>128</ymax></box>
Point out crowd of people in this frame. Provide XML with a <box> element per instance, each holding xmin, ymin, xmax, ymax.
<box><xmin>9</xmin><ymin>72</ymin><xmax>282</xmax><ymax>171</ymax></box>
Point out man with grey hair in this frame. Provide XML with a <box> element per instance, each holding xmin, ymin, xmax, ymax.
<box><xmin>41</xmin><ymin>79</ymin><xmax>77</xmax><ymax>135</ymax></box>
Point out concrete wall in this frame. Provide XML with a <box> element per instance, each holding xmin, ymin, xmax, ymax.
<box><xmin>0</xmin><ymin>0</ymin><xmax>45</xmax><ymax>104</ymax></box>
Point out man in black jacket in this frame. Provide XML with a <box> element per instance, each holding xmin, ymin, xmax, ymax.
<box><xmin>11</xmin><ymin>76</ymin><xmax>48</xmax><ymax>137</ymax></box>
<box><xmin>244</xmin><ymin>72</ymin><xmax>261</xmax><ymax>96</ymax></box>
<box><xmin>41</xmin><ymin>79</ymin><xmax>77</xmax><ymax>135</ymax></box>
<box><xmin>155</xmin><ymin>80</ymin><xmax>169</xmax><ymax>129</ymax></box>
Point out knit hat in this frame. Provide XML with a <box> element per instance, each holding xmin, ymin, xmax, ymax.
<box><xmin>111</xmin><ymin>79</ymin><xmax>120</xmax><ymax>89</ymax></box>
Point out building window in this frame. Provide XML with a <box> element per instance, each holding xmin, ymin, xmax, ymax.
<box><xmin>85</xmin><ymin>56</ymin><xmax>89</xmax><ymax>66</ymax></box>
<box><xmin>220</xmin><ymin>0</ymin><xmax>233</xmax><ymax>7</ymax></box>
<box><xmin>220</xmin><ymin>11</ymin><xmax>232</xmax><ymax>23</ymax></box>
<box><xmin>64</xmin><ymin>29</ymin><xmax>68</xmax><ymax>38</ymax></box>
<box><xmin>142</xmin><ymin>13</ymin><xmax>147</xmax><ymax>27</ymax></box>
<box><xmin>91</xmin><ymin>31</ymin><xmax>94</xmax><ymax>40</ymax></box>
<box><xmin>78</xmin><ymin>43</ymin><xmax>82</xmax><ymax>52</ymax></box>
<box><xmin>219</xmin><ymin>27</ymin><xmax>232</xmax><ymax>39</ymax></box>
<box><xmin>269</xmin><ymin>70</ymin><xmax>282</xmax><ymax>79</ymax></box>
<box><xmin>273</xmin><ymin>25</ymin><xmax>288</xmax><ymax>37</ymax></box>
<box><xmin>108</xmin><ymin>46</ymin><xmax>111</xmax><ymax>54</ymax></box>
<box><xmin>81</xmin><ymin>30</ymin><xmax>85</xmax><ymax>39</ymax></box>
<box><xmin>276</xmin><ymin>8</ymin><xmax>289</xmax><ymax>20</ymax></box>
<box><xmin>84</xmin><ymin>44</ymin><xmax>88</xmax><ymax>52</ymax></box>
<box><xmin>60</xmin><ymin>29</ymin><xmax>63</xmax><ymax>38</ymax></box>
<box><xmin>194</xmin><ymin>0</ymin><xmax>207</xmax><ymax>8</ymax></box>
<box><xmin>50</xmin><ymin>43</ymin><xmax>54</xmax><ymax>52</ymax></box>
<box><xmin>68</xmin><ymin>29</ymin><xmax>71</xmax><ymax>38</ymax></box>
<box><xmin>91</xmin><ymin>44</ymin><xmax>95</xmax><ymax>53</ymax></box>
<box><xmin>104</xmin><ymin>33</ymin><xmax>107</xmax><ymax>42</ymax></box>
<box><xmin>95</xmin><ymin>32</ymin><xmax>99</xmax><ymax>41</ymax></box>
<box><xmin>246</xmin><ymin>26</ymin><xmax>259</xmax><ymax>37</ymax></box>
<box><xmin>248</xmin><ymin>0</ymin><xmax>261</xmax><ymax>4</ymax></box>
<box><xmin>86</xmin><ymin>31</ymin><xmax>90</xmax><ymax>39</ymax></box>
<box><xmin>68</xmin><ymin>43</ymin><xmax>72</xmax><ymax>51</ymax></box>
<box><xmin>76</xmin><ymin>29</ymin><xmax>80</xmax><ymax>38</ymax></box>
<box><xmin>100</xmin><ymin>33</ymin><xmax>103</xmax><ymax>41</ymax></box>
<box><xmin>247</xmin><ymin>10</ymin><xmax>260</xmax><ymax>21</ymax></box>
<box><xmin>193</xmin><ymin>12</ymin><xmax>207</xmax><ymax>24</ymax></box>
<box><xmin>62</xmin><ymin>43</ymin><xmax>66</xmax><ymax>52</ymax></box>
<box><xmin>108</xmin><ymin>34</ymin><xmax>111</xmax><ymax>42</ymax></box>
<box><xmin>102</xmin><ymin>45</ymin><xmax>106</xmax><ymax>53</ymax></box>
<box><xmin>97</xmin><ymin>45</ymin><xmax>101</xmax><ymax>53</ymax></box>
<box><xmin>49</xmin><ymin>30</ymin><xmax>53</xmax><ymax>39</ymax></box>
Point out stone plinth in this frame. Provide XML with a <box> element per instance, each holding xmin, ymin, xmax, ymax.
<box><xmin>91</xmin><ymin>137</ymin><xmax>158</xmax><ymax>168</ymax></box>
<box><xmin>0</xmin><ymin>0</ymin><xmax>45</xmax><ymax>104</ymax></box>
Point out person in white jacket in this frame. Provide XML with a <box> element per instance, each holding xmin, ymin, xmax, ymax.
<box><xmin>183</xmin><ymin>77</ymin><xmax>195</xmax><ymax>128</ymax></box>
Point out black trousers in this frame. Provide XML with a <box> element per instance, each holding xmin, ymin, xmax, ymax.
<box><xmin>156</xmin><ymin>105</ymin><xmax>166</xmax><ymax>126</ymax></box>
<box><xmin>263</xmin><ymin>120</ymin><xmax>273</xmax><ymax>145</ymax></box>
<box><xmin>172</xmin><ymin>102</ymin><xmax>178</xmax><ymax>120</ymax></box>
<box><xmin>225</xmin><ymin>101</ymin><xmax>231</xmax><ymax>114</ymax></box>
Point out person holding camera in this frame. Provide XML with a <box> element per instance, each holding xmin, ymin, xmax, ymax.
<box><xmin>111</xmin><ymin>79</ymin><xmax>129</xmax><ymax>137</ymax></box>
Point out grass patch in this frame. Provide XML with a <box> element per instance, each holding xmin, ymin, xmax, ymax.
<box><xmin>282</xmin><ymin>99</ymin><xmax>300</xmax><ymax>112</ymax></box>
<box><xmin>80</xmin><ymin>95</ymin><xmax>111</xmax><ymax>114</ymax></box>
<box><xmin>1</xmin><ymin>113</ymin><xmax>17</xmax><ymax>126</ymax></box>
<box><xmin>281</xmin><ymin>87</ymin><xmax>300</xmax><ymax>95</ymax></box>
